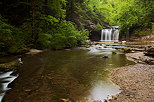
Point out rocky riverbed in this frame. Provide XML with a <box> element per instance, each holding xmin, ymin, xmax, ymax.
<box><xmin>110</xmin><ymin>52</ymin><xmax>154</xmax><ymax>102</ymax></box>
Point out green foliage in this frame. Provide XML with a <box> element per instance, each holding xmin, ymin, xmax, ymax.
<box><xmin>48</xmin><ymin>0</ymin><xmax>67</xmax><ymax>19</ymax></box>
<box><xmin>0</xmin><ymin>0</ymin><xmax>153</xmax><ymax>54</ymax></box>
<box><xmin>96</xmin><ymin>23</ymin><xmax>102</xmax><ymax>30</ymax></box>
<box><xmin>66</xmin><ymin>0</ymin><xmax>154</xmax><ymax>36</ymax></box>
<box><xmin>38</xmin><ymin>20</ymin><xmax>89</xmax><ymax>49</ymax></box>
<box><xmin>99</xmin><ymin>0</ymin><xmax>154</xmax><ymax>35</ymax></box>
<box><xmin>66</xmin><ymin>0</ymin><xmax>106</xmax><ymax>28</ymax></box>
<box><xmin>41</xmin><ymin>15</ymin><xmax>59</xmax><ymax>25</ymax></box>
<box><xmin>0</xmin><ymin>15</ymin><xmax>25</xmax><ymax>53</ymax></box>
<box><xmin>152</xmin><ymin>23</ymin><xmax>154</xmax><ymax>34</ymax></box>
<box><xmin>0</xmin><ymin>18</ymin><xmax>13</xmax><ymax>51</ymax></box>
<box><xmin>19</xmin><ymin>21</ymin><xmax>33</xmax><ymax>45</ymax></box>
<box><xmin>37</xmin><ymin>33</ymin><xmax>52</xmax><ymax>48</ymax></box>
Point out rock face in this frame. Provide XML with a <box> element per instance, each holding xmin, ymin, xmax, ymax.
<box><xmin>144</xmin><ymin>46</ymin><xmax>154</xmax><ymax>56</ymax></box>
<box><xmin>89</xmin><ymin>30</ymin><xmax>101</xmax><ymax>41</ymax></box>
<box><xmin>85</xmin><ymin>22</ymin><xmax>97</xmax><ymax>31</ymax></box>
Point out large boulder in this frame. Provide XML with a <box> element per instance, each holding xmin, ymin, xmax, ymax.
<box><xmin>144</xmin><ymin>46</ymin><xmax>154</xmax><ymax>56</ymax></box>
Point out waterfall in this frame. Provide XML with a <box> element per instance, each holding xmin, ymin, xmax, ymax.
<box><xmin>100</xmin><ymin>26</ymin><xmax>119</xmax><ymax>42</ymax></box>
<box><xmin>0</xmin><ymin>71</ymin><xmax>18</xmax><ymax>102</ymax></box>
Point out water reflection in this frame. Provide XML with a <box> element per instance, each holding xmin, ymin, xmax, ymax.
<box><xmin>40</xmin><ymin>48</ymin><xmax>132</xmax><ymax>101</ymax></box>
<box><xmin>89</xmin><ymin>80</ymin><xmax>120</xmax><ymax>102</ymax></box>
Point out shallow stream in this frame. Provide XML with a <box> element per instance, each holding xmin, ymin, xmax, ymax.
<box><xmin>0</xmin><ymin>45</ymin><xmax>134</xmax><ymax>102</ymax></box>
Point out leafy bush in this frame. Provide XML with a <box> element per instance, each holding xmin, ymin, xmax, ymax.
<box><xmin>96</xmin><ymin>23</ymin><xmax>102</xmax><ymax>30</ymax></box>
<box><xmin>0</xmin><ymin>16</ymin><xmax>13</xmax><ymax>51</ymax></box>
<box><xmin>37</xmin><ymin>20</ymin><xmax>89</xmax><ymax>49</ymax></box>
<box><xmin>0</xmin><ymin>15</ymin><xmax>25</xmax><ymax>53</ymax></box>
<box><xmin>37</xmin><ymin>33</ymin><xmax>52</xmax><ymax>48</ymax></box>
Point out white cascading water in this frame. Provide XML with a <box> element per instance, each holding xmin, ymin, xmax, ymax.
<box><xmin>100</xmin><ymin>26</ymin><xmax>119</xmax><ymax>42</ymax></box>
<box><xmin>0</xmin><ymin>71</ymin><xmax>18</xmax><ymax>102</ymax></box>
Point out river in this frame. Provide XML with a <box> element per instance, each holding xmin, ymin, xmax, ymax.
<box><xmin>1</xmin><ymin>45</ymin><xmax>134</xmax><ymax>102</ymax></box>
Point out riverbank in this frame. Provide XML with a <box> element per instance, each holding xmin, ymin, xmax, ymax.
<box><xmin>110</xmin><ymin>52</ymin><xmax>154</xmax><ymax>102</ymax></box>
<box><xmin>0</xmin><ymin>49</ymin><xmax>44</xmax><ymax>71</ymax></box>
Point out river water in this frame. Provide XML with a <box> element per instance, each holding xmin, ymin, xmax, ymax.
<box><xmin>0</xmin><ymin>46</ymin><xmax>134</xmax><ymax>102</ymax></box>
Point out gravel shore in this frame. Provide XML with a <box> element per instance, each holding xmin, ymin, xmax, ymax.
<box><xmin>110</xmin><ymin>52</ymin><xmax>154</xmax><ymax>102</ymax></box>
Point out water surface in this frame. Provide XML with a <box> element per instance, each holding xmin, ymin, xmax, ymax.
<box><xmin>1</xmin><ymin>47</ymin><xmax>134</xmax><ymax>102</ymax></box>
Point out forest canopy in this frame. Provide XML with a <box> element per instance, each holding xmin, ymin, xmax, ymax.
<box><xmin>0</xmin><ymin>0</ymin><xmax>153</xmax><ymax>53</ymax></box>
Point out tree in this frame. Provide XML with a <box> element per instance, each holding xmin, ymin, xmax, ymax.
<box><xmin>99</xmin><ymin>0</ymin><xmax>154</xmax><ymax>36</ymax></box>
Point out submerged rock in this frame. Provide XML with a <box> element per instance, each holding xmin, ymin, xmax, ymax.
<box><xmin>102</xmin><ymin>56</ymin><xmax>108</xmax><ymax>58</ymax></box>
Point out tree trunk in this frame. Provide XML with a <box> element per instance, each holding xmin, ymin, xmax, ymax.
<box><xmin>31</xmin><ymin>0</ymin><xmax>38</xmax><ymax>45</ymax></box>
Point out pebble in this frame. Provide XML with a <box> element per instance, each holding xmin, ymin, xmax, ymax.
<box><xmin>110</xmin><ymin>52</ymin><xmax>154</xmax><ymax>102</ymax></box>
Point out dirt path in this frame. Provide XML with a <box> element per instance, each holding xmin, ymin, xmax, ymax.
<box><xmin>110</xmin><ymin>53</ymin><xmax>154</xmax><ymax>102</ymax></box>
